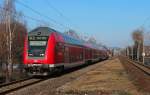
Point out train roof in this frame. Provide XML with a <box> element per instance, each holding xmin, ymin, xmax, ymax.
<box><xmin>28</xmin><ymin>27</ymin><xmax>104</xmax><ymax>50</ymax></box>
<box><xmin>28</xmin><ymin>27</ymin><xmax>56</xmax><ymax>36</ymax></box>
<box><xmin>29</xmin><ymin>27</ymin><xmax>84</xmax><ymax>46</ymax></box>
<box><xmin>83</xmin><ymin>42</ymin><xmax>97</xmax><ymax>49</ymax></box>
<box><xmin>59</xmin><ymin>32</ymin><xmax>84</xmax><ymax>46</ymax></box>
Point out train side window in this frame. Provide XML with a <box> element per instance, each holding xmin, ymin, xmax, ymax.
<box><xmin>80</xmin><ymin>54</ymin><xmax>81</xmax><ymax>60</ymax></box>
<box><xmin>56</xmin><ymin>43</ymin><xmax>64</xmax><ymax>50</ymax></box>
<box><xmin>65</xmin><ymin>46</ymin><xmax>69</xmax><ymax>52</ymax></box>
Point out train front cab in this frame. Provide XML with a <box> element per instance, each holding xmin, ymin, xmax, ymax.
<box><xmin>24</xmin><ymin>28</ymin><xmax>58</xmax><ymax>76</ymax></box>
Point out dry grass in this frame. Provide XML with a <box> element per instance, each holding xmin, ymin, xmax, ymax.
<box><xmin>119</xmin><ymin>57</ymin><xmax>150</xmax><ymax>94</ymax></box>
<box><xmin>58</xmin><ymin>58</ymin><xmax>144</xmax><ymax>95</ymax></box>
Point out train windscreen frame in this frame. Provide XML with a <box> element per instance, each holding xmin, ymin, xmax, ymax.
<box><xmin>28</xmin><ymin>36</ymin><xmax>49</xmax><ymax>57</ymax></box>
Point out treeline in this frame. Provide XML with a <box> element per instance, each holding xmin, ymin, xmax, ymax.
<box><xmin>0</xmin><ymin>0</ymin><xmax>27</xmax><ymax>82</ymax></box>
<box><xmin>123</xmin><ymin>29</ymin><xmax>144</xmax><ymax>62</ymax></box>
<box><xmin>0</xmin><ymin>23</ymin><xmax>27</xmax><ymax>64</ymax></box>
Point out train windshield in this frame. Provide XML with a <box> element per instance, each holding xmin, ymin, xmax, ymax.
<box><xmin>28</xmin><ymin>36</ymin><xmax>48</xmax><ymax>57</ymax></box>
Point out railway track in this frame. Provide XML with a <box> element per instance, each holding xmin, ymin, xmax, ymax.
<box><xmin>0</xmin><ymin>65</ymin><xmax>87</xmax><ymax>94</ymax></box>
<box><xmin>123</xmin><ymin>56</ymin><xmax>150</xmax><ymax>75</ymax></box>
<box><xmin>0</xmin><ymin>78</ymin><xmax>46</xmax><ymax>95</ymax></box>
<box><xmin>0</xmin><ymin>77</ymin><xmax>32</xmax><ymax>88</ymax></box>
<box><xmin>0</xmin><ymin>60</ymin><xmax>107</xmax><ymax>95</ymax></box>
<box><xmin>0</xmin><ymin>64</ymin><xmax>88</xmax><ymax>95</ymax></box>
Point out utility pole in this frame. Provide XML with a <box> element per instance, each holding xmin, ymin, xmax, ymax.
<box><xmin>132</xmin><ymin>46</ymin><xmax>134</xmax><ymax>60</ymax></box>
<box><xmin>137</xmin><ymin>41</ymin><xmax>141</xmax><ymax>62</ymax></box>
<box><xmin>142</xmin><ymin>41</ymin><xmax>145</xmax><ymax>64</ymax></box>
<box><xmin>142</xmin><ymin>32</ymin><xmax>145</xmax><ymax>64</ymax></box>
<box><xmin>127</xmin><ymin>47</ymin><xmax>129</xmax><ymax>57</ymax></box>
<box><xmin>4</xmin><ymin>0</ymin><xmax>15</xmax><ymax>82</ymax></box>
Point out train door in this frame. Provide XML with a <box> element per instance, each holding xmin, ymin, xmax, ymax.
<box><xmin>82</xmin><ymin>48</ymin><xmax>86</xmax><ymax>61</ymax></box>
<box><xmin>55</xmin><ymin>42</ymin><xmax>64</xmax><ymax>63</ymax></box>
<box><xmin>64</xmin><ymin>45</ymin><xmax>70</xmax><ymax>63</ymax></box>
<box><xmin>80</xmin><ymin>47</ymin><xmax>84</xmax><ymax>61</ymax></box>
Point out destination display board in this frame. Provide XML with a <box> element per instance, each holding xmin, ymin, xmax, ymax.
<box><xmin>28</xmin><ymin>36</ymin><xmax>48</xmax><ymax>41</ymax></box>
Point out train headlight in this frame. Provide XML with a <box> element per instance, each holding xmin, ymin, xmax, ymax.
<box><xmin>40</xmin><ymin>54</ymin><xmax>44</xmax><ymax>56</ymax></box>
<box><xmin>28</xmin><ymin>53</ymin><xmax>33</xmax><ymax>56</ymax></box>
<box><xmin>27</xmin><ymin>64</ymin><xmax>32</xmax><ymax>67</ymax></box>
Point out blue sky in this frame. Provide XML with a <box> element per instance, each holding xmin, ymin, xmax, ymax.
<box><xmin>1</xmin><ymin>0</ymin><xmax>150</xmax><ymax>48</ymax></box>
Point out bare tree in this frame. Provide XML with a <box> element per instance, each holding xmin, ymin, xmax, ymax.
<box><xmin>0</xmin><ymin>0</ymin><xmax>27</xmax><ymax>82</ymax></box>
<box><xmin>132</xmin><ymin>29</ymin><xmax>143</xmax><ymax>61</ymax></box>
<box><xmin>87</xmin><ymin>37</ymin><xmax>97</xmax><ymax>44</ymax></box>
<box><xmin>64</xmin><ymin>29</ymin><xmax>80</xmax><ymax>39</ymax></box>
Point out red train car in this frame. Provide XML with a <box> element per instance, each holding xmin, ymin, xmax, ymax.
<box><xmin>23</xmin><ymin>27</ymin><xmax>108</xmax><ymax>76</ymax></box>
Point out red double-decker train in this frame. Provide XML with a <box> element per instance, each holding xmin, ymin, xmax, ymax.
<box><xmin>23</xmin><ymin>27</ymin><xmax>108</xmax><ymax>76</ymax></box>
